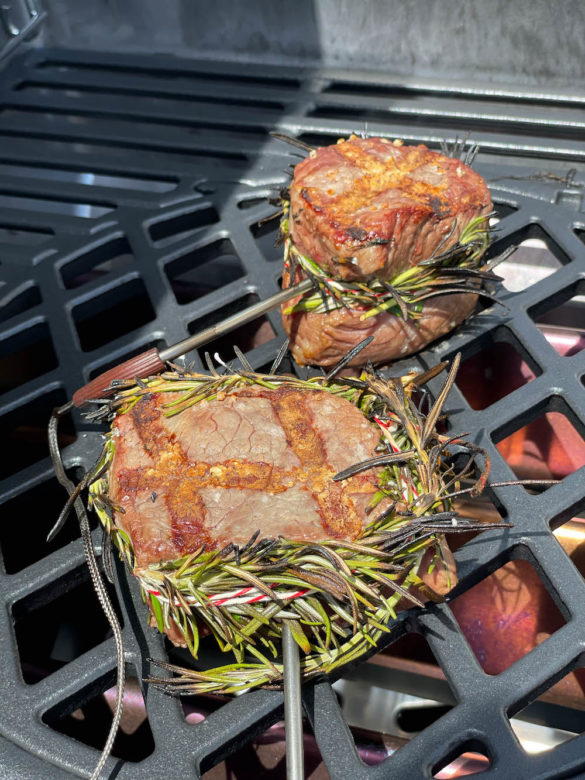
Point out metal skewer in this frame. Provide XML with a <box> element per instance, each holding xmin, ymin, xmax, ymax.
<box><xmin>72</xmin><ymin>277</ymin><xmax>314</xmax><ymax>407</ymax></box>
<box><xmin>159</xmin><ymin>277</ymin><xmax>313</xmax><ymax>362</ymax></box>
<box><xmin>283</xmin><ymin>622</ymin><xmax>304</xmax><ymax>780</ymax></box>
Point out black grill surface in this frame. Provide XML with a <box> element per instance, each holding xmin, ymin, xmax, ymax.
<box><xmin>2</xmin><ymin>47</ymin><xmax>585</xmax><ymax>779</ymax></box>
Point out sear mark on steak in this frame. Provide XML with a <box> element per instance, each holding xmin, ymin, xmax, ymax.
<box><xmin>346</xmin><ymin>226</ymin><xmax>369</xmax><ymax>242</ymax></box>
<box><xmin>109</xmin><ymin>386</ymin><xmax>382</xmax><ymax>566</ymax></box>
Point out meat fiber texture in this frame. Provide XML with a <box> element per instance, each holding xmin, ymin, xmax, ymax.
<box><xmin>108</xmin><ymin>385</ymin><xmax>383</xmax><ymax>568</ymax></box>
<box><xmin>282</xmin><ymin>137</ymin><xmax>492</xmax><ymax>366</ymax></box>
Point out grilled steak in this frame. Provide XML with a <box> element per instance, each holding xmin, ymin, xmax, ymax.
<box><xmin>282</xmin><ymin>136</ymin><xmax>492</xmax><ymax>366</ymax></box>
<box><xmin>88</xmin><ymin>368</ymin><xmax>496</xmax><ymax>673</ymax></box>
<box><xmin>289</xmin><ymin>137</ymin><xmax>491</xmax><ymax>282</ymax></box>
<box><xmin>109</xmin><ymin>385</ymin><xmax>382</xmax><ymax>567</ymax></box>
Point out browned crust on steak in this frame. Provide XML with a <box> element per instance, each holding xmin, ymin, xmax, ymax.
<box><xmin>289</xmin><ymin>137</ymin><xmax>492</xmax><ymax>281</ymax></box>
<box><xmin>109</xmin><ymin>386</ymin><xmax>382</xmax><ymax>566</ymax></box>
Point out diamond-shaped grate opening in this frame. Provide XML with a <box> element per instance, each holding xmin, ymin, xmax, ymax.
<box><xmin>395</xmin><ymin>703</ymin><xmax>453</xmax><ymax>735</ymax></box>
<box><xmin>493</xmin><ymin>399</ymin><xmax>585</xmax><ymax>487</ymax></box>
<box><xmin>551</xmin><ymin>509</ymin><xmax>585</xmax><ymax>582</ymax></box>
<box><xmin>0</xmin><ymin>282</ymin><xmax>42</xmax><ymax>323</ymax></box>
<box><xmin>0</xmin><ymin>476</ymin><xmax>96</xmax><ymax>574</ymax></box>
<box><xmin>164</xmin><ymin>632</ymin><xmax>272</xmax><ymax>691</ymax></box>
<box><xmin>453</xmin><ymin>327</ymin><xmax>539</xmax><ymax>411</ymax></box>
<box><xmin>60</xmin><ymin>237</ymin><xmax>134</xmax><ymax>289</ymax></box>
<box><xmin>530</xmin><ymin>280</ymin><xmax>585</xmax><ymax>357</ymax></box>
<box><xmin>346</xmin><ymin>727</ymin><xmax>403</xmax><ymax>768</ymax></box>
<box><xmin>508</xmin><ymin>661</ymin><xmax>585</xmax><ymax>755</ymax></box>
<box><xmin>201</xmin><ymin>722</ymin><xmax>327</xmax><ymax>779</ymax></box>
<box><xmin>254</xmin><ymin>353</ymin><xmax>296</xmax><ymax>377</ymax></box>
<box><xmin>251</xmin><ymin>218</ymin><xmax>282</xmax><ymax>263</ymax></box>
<box><xmin>433</xmin><ymin>739</ymin><xmax>491</xmax><ymax>778</ymax></box>
<box><xmin>379</xmin><ymin>627</ymin><xmax>442</xmax><ymax>669</ymax></box>
<box><xmin>489</xmin><ymin>201</ymin><xmax>518</xmax><ymax>225</ymax></box>
<box><xmin>0</xmin><ymin>388</ymin><xmax>76</xmax><ymax>478</ymax></box>
<box><xmin>13</xmin><ymin>569</ymin><xmax>122</xmax><ymax>685</ymax></box>
<box><xmin>0</xmin><ymin>320</ymin><xmax>58</xmax><ymax>393</ymax></box>
<box><xmin>439</xmin><ymin>495</ymin><xmax>509</xmax><ymax>555</ymax></box>
<box><xmin>182</xmin><ymin>691</ymin><xmax>226</xmax><ymax>726</ymax></box>
<box><xmin>335</xmin><ymin>630</ymin><xmax>457</xmax><ymax>766</ymax></box>
<box><xmin>187</xmin><ymin>293</ymin><xmax>276</xmax><ymax>360</ymax></box>
<box><xmin>148</xmin><ymin>204</ymin><xmax>219</xmax><ymax>246</ymax></box>
<box><xmin>495</xmin><ymin>225</ymin><xmax>567</xmax><ymax>293</ymax></box>
<box><xmin>238</xmin><ymin>195</ymin><xmax>271</xmax><ymax>211</ymax></box>
<box><xmin>72</xmin><ymin>277</ymin><xmax>156</xmax><ymax>351</ymax></box>
<box><xmin>164</xmin><ymin>238</ymin><xmax>245</xmax><ymax>305</ymax></box>
<box><xmin>43</xmin><ymin>671</ymin><xmax>155</xmax><ymax>762</ymax></box>
<box><xmin>450</xmin><ymin>556</ymin><xmax>566</xmax><ymax>676</ymax></box>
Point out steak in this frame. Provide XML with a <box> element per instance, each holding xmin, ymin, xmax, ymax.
<box><xmin>109</xmin><ymin>385</ymin><xmax>382</xmax><ymax>567</ymax></box>
<box><xmin>289</xmin><ymin>136</ymin><xmax>492</xmax><ymax>282</ymax></box>
<box><xmin>282</xmin><ymin>136</ymin><xmax>492</xmax><ymax>366</ymax></box>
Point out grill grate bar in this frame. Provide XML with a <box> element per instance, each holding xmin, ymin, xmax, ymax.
<box><xmin>3</xmin><ymin>92</ymin><xmax>285</xmax><ymax>138</ymax></box>
<box><xmin>316</xmin><ymin>69</ymin><xmax>585</xmax><ymax>107</ymax></box>
<box><xmin>289</xmin><ymin>118</ymin><xmax>585</xmax><ymax>166</ymax></box>
<box><xmin>0</xmin><ymin>120</ymin><xmax>254</xmax><ymax>165</ymax></box>
<box><xmin>303</xmin><ymin>680</ymin><xmax>370</xmax><ymax>780</ymax></box>
<box><xmin>311</xmin><ymin>90</ymin><xmax>585</xmax><ymax>132</ymax></box>
<box><xmin>17</xmin><ymin>72</ymin><xmax>295</xmax><ymax>108</ymax></box>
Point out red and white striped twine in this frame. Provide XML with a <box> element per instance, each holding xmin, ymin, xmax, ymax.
<box><xmin>148</xmin><ymin>584</ymin><xmax>311</xmax><ymax>608</ymax></box>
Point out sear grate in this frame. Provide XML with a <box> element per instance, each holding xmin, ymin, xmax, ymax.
<box><xmin>2</xmin><ymin>47</ymin><xmax>585</xmax><ymax>779</ymax></box>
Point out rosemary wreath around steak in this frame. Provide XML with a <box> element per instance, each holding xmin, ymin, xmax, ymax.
<box><xmin>281</xmin><ymin>205</ymin><xmax>494</xmax><ymax>320</ymax></box>
<box><xmin>83</xmin><ymin>351</ymin><xmax>506</xmax><ymax>696</ymax></box>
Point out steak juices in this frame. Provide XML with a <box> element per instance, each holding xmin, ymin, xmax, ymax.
<box><xmin>281</xmin><ymin>136</ymin><xmax>493</xmax><ymax>366</ymax></box>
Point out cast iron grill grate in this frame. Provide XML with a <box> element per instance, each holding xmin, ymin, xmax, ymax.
<box><xmin>2</xmin><ymin>47</ymin><xmax>585</xmax><ymax>779</ymax></box>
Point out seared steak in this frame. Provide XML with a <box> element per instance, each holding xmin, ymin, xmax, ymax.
<box><xmin>109</xmin><ymin>385</ymin><xmax>382</xmax><ymax>567</ymax></box>
<box><xmin>289</xmin><ymin>137</ymin><xmax>491</xmax><ymax>282</ymax></box>
<box><xmin>282</xmin><ymin>136</ymin><xmax>491</xmax><ymax>366</ymax></box>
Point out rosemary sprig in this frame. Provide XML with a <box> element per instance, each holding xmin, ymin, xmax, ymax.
<box><xmin>281</xmin><ymin>201</ymin><xmax>494</xmax><ymax>318</ymax></box>
<box><xmin>87</xmin><ymin>363</ymin><xmax>508</xmax><ymax>695</ymax></box>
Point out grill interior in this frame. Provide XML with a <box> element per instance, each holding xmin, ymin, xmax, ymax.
<box><xmin>2</xmin><ymin>44</ymin><xmax>585</xmax><ymax>779</ymax></box>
